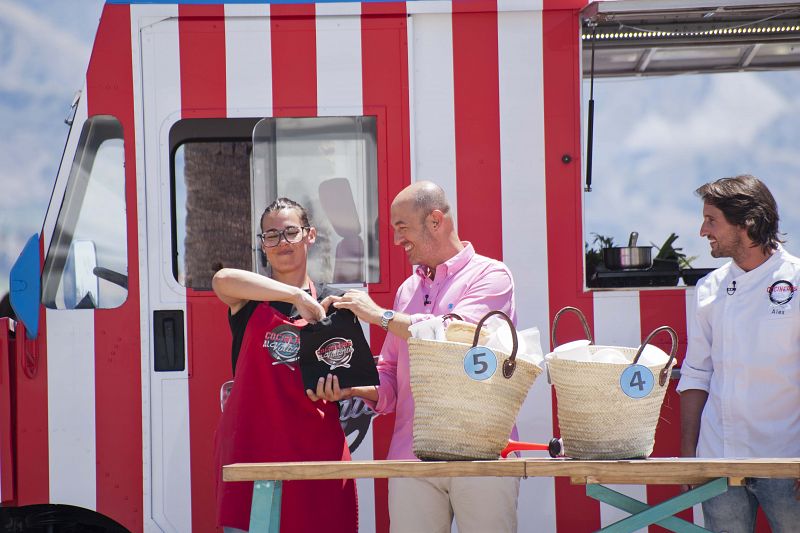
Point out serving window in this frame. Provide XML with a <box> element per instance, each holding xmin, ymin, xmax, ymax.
<box><xmin>580</xmin><ymin>2</ymin><xmax>800</xmax><ymax>289</ymax></box>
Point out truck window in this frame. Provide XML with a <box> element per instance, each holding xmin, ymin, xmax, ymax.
<box><xmin>170</xmin><ymin>117</ymin><xmax>380</xmax><ymax>290</ymax></box>
<box><xmin>253</xmin><ymin>116</ymin><xmax>380</xmax><ymax>286</ymax></box>
<box><xmin>42</xmin><ymin>115</ymin><xmax>127</xmax><ymax>310</ymax></box>
<box><xmin>173</xmin><ymin>139</ymin><xmax>253</xmax><ymax>289</ymax></box>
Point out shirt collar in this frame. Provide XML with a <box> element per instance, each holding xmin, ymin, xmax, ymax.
<box><xmin>729</xmin><ymin>244</ymin><xmax>783</xmax><ymax>280</ymax></box>
<box><xmin>415</xmin><ymin>242</ymin><xmax>475</xmax><ymax>281</ymax></box>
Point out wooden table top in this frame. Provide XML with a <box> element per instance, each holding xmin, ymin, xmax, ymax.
<box><xmin>224</xmin><ymin>457</ymin><xmax>800</xmax><ymax>486</ymax></box>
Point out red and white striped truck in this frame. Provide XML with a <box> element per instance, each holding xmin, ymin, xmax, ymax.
<box><xmin>5</xmin><ymin>0</ymin><xmax>794</xmax><ymax>531</ymax></box>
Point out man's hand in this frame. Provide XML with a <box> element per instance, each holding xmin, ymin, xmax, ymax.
<box><xmin>293</xmin><ymin>289</ymin><xmax>325</xmax><ymax>323</ymax></box>
<box><xmin>329</xmin><ymin>290</ymin><xmax>383</xmax><ymax>325</ymax></box>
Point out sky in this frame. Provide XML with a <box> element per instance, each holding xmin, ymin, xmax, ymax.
<box><xmin>0</xmin><ymin>0</ymin><xmax>104</xmax><ymax>295</ymax></box>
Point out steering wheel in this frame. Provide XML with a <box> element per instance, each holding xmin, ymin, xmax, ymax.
<box><xmin>93</xmin><ymin>266</ymin><xmax>128</xmax><ymax>290</ymax></box>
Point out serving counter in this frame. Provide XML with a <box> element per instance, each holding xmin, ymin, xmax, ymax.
<box><xmin>223</xmin><ymin>457</ymin><xmax>800</xmax><ymax>532</ymax></box>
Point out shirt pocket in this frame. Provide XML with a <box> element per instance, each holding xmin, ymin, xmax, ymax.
<box><xmin>757</xmin><ymin>308</ymin><xmax>799</xmax><ymax>362</ymax></box>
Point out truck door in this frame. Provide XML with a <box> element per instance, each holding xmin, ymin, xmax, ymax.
<box><xmin>141</xmin><ymin>14</ymin><xmax>198</xmax><ymax>532</ymax></box>
<box><xmin>142</xmin><ymin>14</ymin><xmax>289</xmax><ymax>531</ymax></box>
<box><xmin>141</xmin><ymin>10</ymin><xmax>382</xmax><ymax>532</ymax></box>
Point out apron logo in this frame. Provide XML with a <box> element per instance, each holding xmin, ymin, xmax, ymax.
<box><xmin>767</xmin><ymin>280</ymin><xmax>797</xmax><ymax>306</ymax></box>
<box><xmin>316</xmin><ymin>337</ymin><xmax>354</xmax><ymax>370</ymax></box>
<box><xmin>264</xmin><ymin>325</ymin><xmax>301</xmax><ymax>364</ymax></box>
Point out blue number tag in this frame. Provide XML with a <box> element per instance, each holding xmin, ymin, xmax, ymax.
<box><xmin>464</xmin><ymin>347</ymin><xmax>497</xmax><ymax>381</ymax></box>
<box><xmin>620</xmin><ymin>364</ymin><xmax>655</xmax><ymax>399</ymax></box>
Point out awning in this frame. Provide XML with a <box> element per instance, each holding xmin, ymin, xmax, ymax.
<box><xmin>581</xmin><ymin>0</ymin><xmax>800</xmax><ymax>77</ymax></box>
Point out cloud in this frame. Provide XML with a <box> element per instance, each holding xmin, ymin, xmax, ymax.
<box><xmin>625</xmin><ymin>74</ymin><xmax>786</xmax><ymax>153</ymax></box>
<box><xmin>0</xmin><ymin>2</ymin><xmax>92</xmax><ymax>98</ymax></box>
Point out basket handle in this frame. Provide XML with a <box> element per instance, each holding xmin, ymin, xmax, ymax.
<box><xmin>473</xmin><ymin>310</ymin><xmax>518</xmax><ymax>379</ymax></box>
<box><xmin>442</xmin><ymin>313</ymin><xmax>464</xmax><ymax>322</ymax></box>
<box><xmin>631</xmin><ymin>325</ymin><xmax>678</xmax><ymax>386</ymax></box>
<box><xmin>550</xmin><ymin>306</ymin><xmax>594</xmax><ymax>349</ymax></box>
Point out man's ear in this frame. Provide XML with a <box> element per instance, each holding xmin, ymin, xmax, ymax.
<box><xmin>428</xmin><ymin>209</ymin><xmax>445</xmax><ymax>230</ymax></box>
<box><xmin>307</xmin><ymin>226</ymin><xmax>317</xmax><ymax>244</ymax></box>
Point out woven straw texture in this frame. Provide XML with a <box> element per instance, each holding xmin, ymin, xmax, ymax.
<box><xmin>409</xmin><ymin>338</ymin><xmax>542</xmax><ymax>460</ymax></box>
<box><xmin>444</xmin><ymin>320</ymin><xmax>489</xmax><ymax>345</ymax></box>
<box><xmin>547</xmin><ymin>345</ymin><xmax>675</xmax><ymax>460</ymax></box>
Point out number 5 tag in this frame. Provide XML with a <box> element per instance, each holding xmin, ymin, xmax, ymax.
<box><xmin>464</xmin><ymin>347</ymin><xmax>497</xmax><ymax>381</ymax></box>
<box><xmin>620</xmin><ymin>364</ymin><xmax>655</xmax><ymax>399</ymax></box>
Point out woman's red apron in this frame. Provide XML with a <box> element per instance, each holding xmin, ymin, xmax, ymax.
<box><xmin>214</xmin><ymin>298</ymin><xmax>357</xmax><ymax>531</ymax></box>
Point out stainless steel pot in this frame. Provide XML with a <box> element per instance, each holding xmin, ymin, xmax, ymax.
<box><xmin>602</xmin><ymin>232</ymin><xmax>653</xmax><ymax>270</ymax></box>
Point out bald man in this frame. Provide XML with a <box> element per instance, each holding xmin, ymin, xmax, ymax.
<box><xmin>310</xmin><ymin>181</ymin><xmax>520</xmax><ymax>533</ymax></box>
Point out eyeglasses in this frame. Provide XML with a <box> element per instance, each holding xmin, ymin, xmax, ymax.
<box><xmin>257</xmin><ymin>226</ymin><xmax>310</xmax><ymax>248</ymax></box>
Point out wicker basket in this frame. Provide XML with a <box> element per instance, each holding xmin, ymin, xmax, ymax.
<box><xmin>409</xmin><ymin>311</ymin><xmax>542</xmax><ymax>460</ymax></box>
<box><xmin>445</xmin><ymin>319</ymin><xmax>489</xmax><ymax>345</ymax></box>
<box><xmin>546</xmin><ymin>307</ymin><xmax>677</xmax><ymax>460</ymax></box>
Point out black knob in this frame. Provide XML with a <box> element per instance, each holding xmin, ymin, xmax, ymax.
<box><xmin>548</xmin><ymin>437</ymin><xmax>563</xmax><ymax>458</ymax></box>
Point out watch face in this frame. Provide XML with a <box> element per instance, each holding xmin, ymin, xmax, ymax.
<box><xmin>383</xmin><ymin>310</ymin><xmax>395</xmax><ymax>320</ymax></box>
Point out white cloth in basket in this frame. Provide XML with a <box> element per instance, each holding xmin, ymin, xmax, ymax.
<box><xmin>408</xmin><ymin>316</ymin><xmax>447</xmax><ymax>341</ymax></box>
<box><xmin>485</xmin><ymin>322</ymin><xmax>544</xmax><ymax>366</ymax></box>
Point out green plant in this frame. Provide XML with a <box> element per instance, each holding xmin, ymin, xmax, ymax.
<box><xmin>585</xmin><ymin>233</ymin><xmax>615</xmax><ymax>272</ymax></box>
<box><xmin>652</xmin><ymin>233</ymin><xmax>697</xmax><ymax>269</ymax></box>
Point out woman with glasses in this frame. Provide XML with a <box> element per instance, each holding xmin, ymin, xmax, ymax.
<box><xmin>211</xmin><ymin>197</ymin><xmax>358</xmax><ymax>533</ymax></box>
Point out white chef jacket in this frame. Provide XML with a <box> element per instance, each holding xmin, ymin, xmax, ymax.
<box><xmin>677</xmin><ymin>245</ymin><xmax>800</xmax><ymax>458</ymax></box>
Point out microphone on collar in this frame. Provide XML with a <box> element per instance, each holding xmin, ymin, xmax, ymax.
<box><xmin>423</xmin><ymin>294</ymin><xmax>431</xmax><ymax>306</ymax></box>
<box><xmin>727</xmin><ymin>281</ymin><xmax>737</xmax><ymax>296</ymax></box>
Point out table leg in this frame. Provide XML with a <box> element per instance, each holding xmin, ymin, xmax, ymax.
<box><xmin>249</xmin><ymin>480</ymin><xmax>282</xmax><ymax>533</ymax></box>
<box><xmin>587</xmin><ymin>477</ymin><xmax>728</xmax><ymax>533</ymax></box>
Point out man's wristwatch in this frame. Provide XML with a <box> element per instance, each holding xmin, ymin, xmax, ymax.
<box><xmin>380</xmin><ymin>309</ymin><xmax>396</xmax><ymax>331</ymax></box>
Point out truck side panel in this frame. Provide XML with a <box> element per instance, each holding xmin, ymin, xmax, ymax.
<box><xmin>0</xmin><ymin>319</ymin><xmax>15</xmax><ymax>504</ymax></box>
<box><xmin>89</xmin><ymin>5</ymin><xmax>143</xmax><ymax>530</ymax></box>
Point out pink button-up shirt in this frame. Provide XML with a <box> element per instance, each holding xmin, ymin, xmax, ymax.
<box><xmin>372</xmin><ymin>242</ymin><xmax>516</xmax><ymax>460</ymax></box>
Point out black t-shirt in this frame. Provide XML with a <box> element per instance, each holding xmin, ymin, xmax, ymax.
<box><xmin>228</xmin><ymin>282</ymin><xmax>343</xmax><ymax>375</ymax></box>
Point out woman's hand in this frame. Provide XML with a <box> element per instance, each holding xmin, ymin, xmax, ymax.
<box><xmin>306</xmin><ymin>374</ymin><xmax>352</xmax><ymax>402</ymax></box>
<box><xmin>307</xmin><ymin>376</ymin><xmax>379</xmax><ymax>403</ymax></box>
<box><xmin>293</xmin><ymin>289</ymin><xmax>325</xmax><ymax>323</ymax></box>
<box><xmin>320</xmin><ymin>295</ymin><xmax>339</xmax><ymax>314</ymax></box>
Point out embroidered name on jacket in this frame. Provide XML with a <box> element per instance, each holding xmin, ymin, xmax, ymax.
<box><xmin>315</xmin><ymin>337</ymin><xmax>354</xmax><ymax>369</ymax></box>
<box><xmin>264</xmin><ymin>325</ymin><xmax>301</xmax><ymax>364</ymax></box>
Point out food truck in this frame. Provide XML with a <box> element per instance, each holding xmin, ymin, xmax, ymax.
<box><xmin>4</xmin><ymin>0</ymin><xmax>799</xmax><ymax>530</ymax></box>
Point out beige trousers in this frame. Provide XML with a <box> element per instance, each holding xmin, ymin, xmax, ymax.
<box><xmin>388</xmin><ymin>476</ymin><xmax>520</xmax><ymax>533</ymax></box>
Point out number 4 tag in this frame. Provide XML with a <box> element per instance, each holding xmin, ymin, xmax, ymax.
<box><xmin>620</xmin><ymin>364</ymin><xmax>655</xmax><ymax>399</ymax></box>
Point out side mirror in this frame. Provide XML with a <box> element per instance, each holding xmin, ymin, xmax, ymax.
<box><xmin>9</xmin><ymin>234</ymin><xmax>41</xmax><ymax>339</ymax></box>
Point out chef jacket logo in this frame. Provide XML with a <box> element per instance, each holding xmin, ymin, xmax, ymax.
<box><xmin>315</xmin><ymin>337</ymin><xmax>354</xmax><ymax>370</ymax></box>
<box><xmin>767</xmin><ymin>280</ymin><xmax>797</xmax><ymax>306</ymax></box>
<box><xmin>264</xmin><ymin>325</ymin><xmax>301</xmax><ymax>364</ymax></box>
